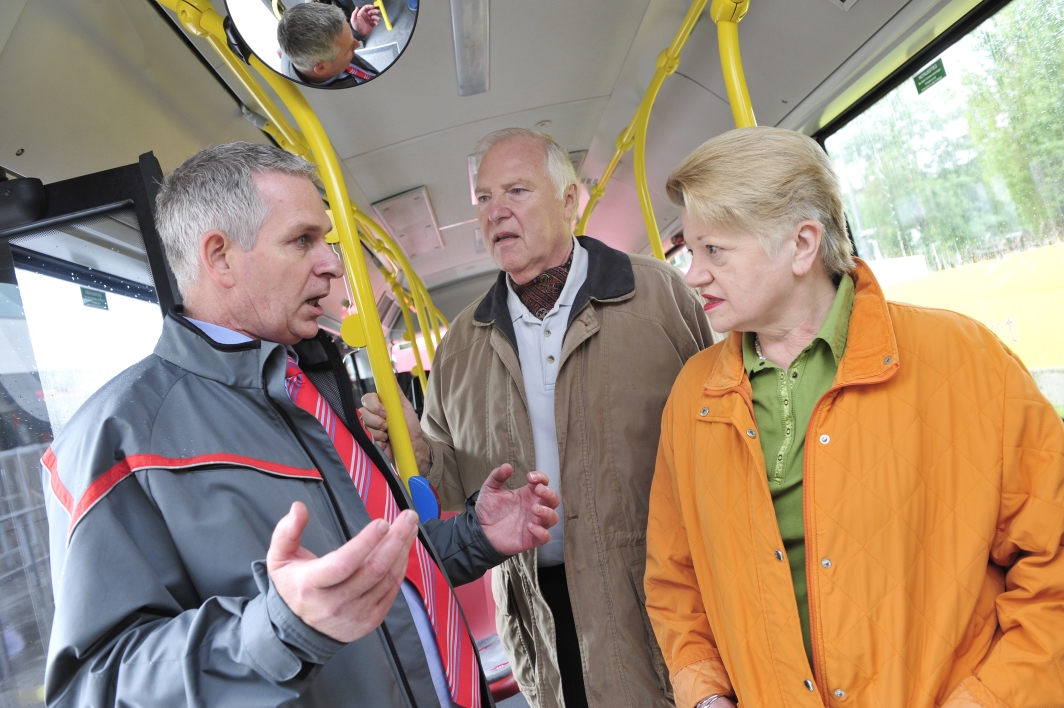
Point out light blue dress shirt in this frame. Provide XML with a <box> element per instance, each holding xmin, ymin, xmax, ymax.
<box><xmin>504</xmin><ymin>238</ymin><xmax>588</xmax><ymax>567</ymax></box>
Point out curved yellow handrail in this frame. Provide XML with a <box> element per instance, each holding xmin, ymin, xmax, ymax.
<box><xmin>577</xmin><ymin>0</ymin><xmax>756</xmax><ymax>255</ymax></box>
<box><xmin>576</xmin><ymin>0</ymin><xmax>709</xmax><ymax>259</ymax></box>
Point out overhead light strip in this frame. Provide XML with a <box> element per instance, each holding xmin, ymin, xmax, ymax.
<box><xmin>450</xmin><ymin>0</ymin><xmax>489</xmax><ymax>96</ymax></box>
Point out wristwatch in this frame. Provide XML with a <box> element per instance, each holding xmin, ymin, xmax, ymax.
<box><xmin>694</xmin><ymin>696</ymin><xmax>722</xmax><ymax>708</ymax></box>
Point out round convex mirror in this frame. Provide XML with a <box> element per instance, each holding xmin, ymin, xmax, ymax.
<box><xmin>225</xmin><ymin>0</ymin><xmax>418</xmax><ymax>89</ymax></box>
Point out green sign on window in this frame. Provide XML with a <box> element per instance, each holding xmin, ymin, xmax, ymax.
<box><xmin>81</xmin><ymin>287</ymin><xmax>108</xmax><ymax>310</ymax></box>
<box><xmin>913</xmin><ymin>58</ymin><xmax>946</xmax><ymax>94</ymax></box>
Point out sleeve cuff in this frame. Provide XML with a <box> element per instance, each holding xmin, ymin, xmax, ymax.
<box><xmin>251</xmin><ymin>560</ymin><xmax>346</xmax><ymax>670</ymax></box>
<box><xmin>671</xmin><ymin>655</ymin><xmax>733</xmax><ymax>708</ymax></box>
<box><xmin>465</xmin><ymin>491</ymin><xmax>511</xmax><ymax>567</ymax></box>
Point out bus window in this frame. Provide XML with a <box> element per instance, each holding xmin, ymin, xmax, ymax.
<box><xmin>823</xmin><ymin>0</ymin><xmax>1064</xmax><ymax>415</ymax></box>
<box><xmin>0</xmin><ymin>208</ymin><xmax>163</xmax><ymax>708</ymax></box>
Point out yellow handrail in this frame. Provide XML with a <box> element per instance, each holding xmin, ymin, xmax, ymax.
<box><xmin>575</xmin><ymin>0</ymin><xmax>710</xmax><ymax>259</ymax></box>
<box><xmin>154</xmin><ymin>0</ymin><xmax>423</xmax><ymax>484</ymax></box>
<box><xmin>577</xmin><ymin>0</ymin><xmax>756</xmax><ymax>255</ymax></box>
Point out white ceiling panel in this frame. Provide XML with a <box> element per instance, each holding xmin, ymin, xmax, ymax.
<box><xmin>0</xmin><ymin>0</ymin><xmax>267</xmax><ymax>182</ymax></box>
<box><xmin>304</xmin><ymin>0</ymin><xmax>651</xmax><ymax>161</ymax></box>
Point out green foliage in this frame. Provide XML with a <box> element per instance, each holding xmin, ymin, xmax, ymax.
<box><xmin>824</xmin><ymin>0</ymin><xmax>1064</xmax><ymax>269</ymax></box>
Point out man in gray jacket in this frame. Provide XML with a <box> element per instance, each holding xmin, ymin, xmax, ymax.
<box><xmin>41</xmin><ymin>142</ymin><xmax>559</xmax><ymax>707</ymax></box>
<box><xmin>361</xmin><ymin>129</ymin><xmax>714</xmax><ymax>708</ymax></box>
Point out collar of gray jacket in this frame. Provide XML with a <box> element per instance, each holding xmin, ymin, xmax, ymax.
<box><xmin>473</xmin><ymin>235</ymin><xmax>635</xmax><ymax>349</ymax></box>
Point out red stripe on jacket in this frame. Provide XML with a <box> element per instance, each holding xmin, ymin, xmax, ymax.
<box><xmin>42</xmin><ymin>449</ymin><xmax>320</xmax><ymax>544</ymax></box>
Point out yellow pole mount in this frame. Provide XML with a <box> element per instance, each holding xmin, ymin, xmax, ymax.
<box><xmin>710</xmin><ymin>0</ymin><xmax>756</xmax><ymax>128</ymax></box>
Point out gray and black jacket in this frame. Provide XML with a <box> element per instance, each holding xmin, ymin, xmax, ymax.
<box><xmin>42</xmin><ymin>312</ymin><xmax>506</xmax><ymax>707</ymax></box>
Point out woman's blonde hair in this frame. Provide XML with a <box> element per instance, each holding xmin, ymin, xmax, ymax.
<box><xmin>665</xmin><ymin>127</ymin><xmax>854</xmax><ymax>278</ymax></box>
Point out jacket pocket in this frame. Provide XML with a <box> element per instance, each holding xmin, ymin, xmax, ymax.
<box><xmin>492</xmin><ymin>562</ymin><xmax>538</xmax><ymax>697</ymax></box>
<box><xmin>627</xmin><ymin>553</ymin><xmax>673</xmax><ymax>700</ymax></box>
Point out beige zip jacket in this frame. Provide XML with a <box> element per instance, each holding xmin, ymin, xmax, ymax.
<box><xmin>423</xmin><ymin>236</ymin><xmax>714</xmax><ymax>708</ymax></box>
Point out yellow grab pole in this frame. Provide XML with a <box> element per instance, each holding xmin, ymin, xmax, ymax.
<box><xmin>374</xmin><ymin>0</ymin><xmax>393</xmax><ymax>31</ymax></box>
<box><xmin>249</xmin><ymin>57</ymin><xmax>421</xmax><ymax>485</ymax></box>
<box><xmin>575</xmin><ymin>127</ymin><xmax>634</xmax><ymax>236</ymax></box>
<box><xmin>575</xmin><ymin>0</ymin><xmax>709</xmax><ymax>258</ymax></box>
<box><xmin>633</xmin><ymin>0</ymin><xmax>710</xmax><ymax>260</ymax></box>
<box><xmin>711</xmin><ymin>0</ymin><xmax>755</xmax><ymax>128</ymax></box>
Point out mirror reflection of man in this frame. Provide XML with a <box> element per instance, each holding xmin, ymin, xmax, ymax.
<box><xmin>277</xmin><ymin>2</ymin><xmax>380</xmax><ymax>87</ymax></box>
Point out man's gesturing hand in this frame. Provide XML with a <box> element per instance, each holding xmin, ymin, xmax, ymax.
<box><xmin>350</xmin><ymin>5</ymin><xmax>381</xmax><ymax>37</ymax></box>
<box><xmin>267</xmin><ymin>502</ymin><xmax>418</xmax><ymax>643</ymax></box>
<box><xmin>475</xmin><ymin>465</ymin><xmax>560</xmax><ymax>556</ymax></box>
<box><xmin>360</xmin><ymin>392</ymin><xmax>430</xmax><ymax>475</ymax></box>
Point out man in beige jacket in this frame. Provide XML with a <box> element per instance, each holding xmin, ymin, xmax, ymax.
<box><xmin>362</xmin><ymin>128</ymin><xmax>712</xmax><ymax>708</ymax></box>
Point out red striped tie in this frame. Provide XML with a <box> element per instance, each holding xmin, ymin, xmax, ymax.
<box><xmin>285</xmin><ymin>358</ymin><xmax>480</xmax><ymax>708</ymax></box>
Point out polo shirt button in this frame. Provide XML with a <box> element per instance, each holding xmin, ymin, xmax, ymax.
<box><xmin>804</xmin><ymin>679</ymin><xmax>815</xmax><ymax>691</ymax></box>
<box><xmin>819</xmin><ymin>434</ymin><xmax>830</xmax><ymax>444</ymax></box>
<box><xmin>834</xmin><ymin>689</ymin><xmax>846</xmax><ymax>699</ymax></box>
<box><xmin>544</xmin><ymin>329</ymin><xmax>551</xmax><ymax>337</ymax></box>
<box><xmin>546</xmin><ymin>355</ymin><xmax>555</xmax><ymax>364</ymax></box>
<box><xmin>774</xmin><ymin>549</ymin><xmax>784</xmax><ymax>561</ymax></box>
<box><xmin>746</xmin><ymin>429</ymin><xmax>756</xmax><ymax>439</ymax></box>
<box><xmin>821</xmin><ymin>558</ymin><xmax>832</xmax><ymax>568</ymax></box>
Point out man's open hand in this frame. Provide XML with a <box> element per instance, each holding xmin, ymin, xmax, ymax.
<box><xmin>475</xmin><ymin>464</ymin><xmax>560</xmax><ymax>555</ymax></box>
<box><xmin>351</xmin><ymin>5</ymin><xmax>381</xmax><ymax>37</ymax></box>
<box><xmin>267</xmin><ymin>502</ymin><xmax>418</xmax><ymax>643</ymax></box>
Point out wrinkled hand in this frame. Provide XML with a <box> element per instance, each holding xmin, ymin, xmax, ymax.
<box><xmin>267</xmin><ymin>501</ymin><xmax>418</xmax><ymax>643</ymax></box>
<box><xmin>351</xmin><ymin>4</ymin><xmax>381</xmax><ymax>37</ymax></box>
<box><xmin>475</xmin><ymin>464</ymin><xmax>560</xmax><ymax>556</ymax></box>
<box><xmin>360</xmin><ymin>392</ymin><xmax>430</xmax><ymax>475</ymax></box>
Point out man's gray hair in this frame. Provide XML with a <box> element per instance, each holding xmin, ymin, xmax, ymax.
<box><xmin>473</xmin><ymin>128</ymin><xmax>578</xmax><ymax>201</ymax></box>
<box><xmin>277</xmin><ymin>3</ymin><xmax>346</xmax><ymax>73</ymax></box>
<box><xmin>155</xmin><ymin>142</ymin><xmax>318</xmax><ymax>295</ymax></box>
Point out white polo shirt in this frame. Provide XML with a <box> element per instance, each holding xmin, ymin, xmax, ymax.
<box><xmin>504</xmin><ymin>238</ymin><xmax>588</xmax><ymax>568</ymax></box>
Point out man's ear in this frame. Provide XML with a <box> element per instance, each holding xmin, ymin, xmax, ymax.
<box><xmin>792</xmin><ymin>220</ymin><xmax>824</xmax><ymax>277</ymax></box>
<box><xmin>199</xmin><ymin>230</ymin><xmax>238</xmax><ymax>289</ymax></box>
<box><xmin>562</xmin><ymin>183</ymin><xmax>579</xmax><ymax>224</ymax></box>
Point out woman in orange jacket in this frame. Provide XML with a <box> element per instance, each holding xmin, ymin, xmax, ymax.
<box><xmin>645</xmin><ymin>127</ymin><xmax>1064</xmax><ymax>708</ymax></box>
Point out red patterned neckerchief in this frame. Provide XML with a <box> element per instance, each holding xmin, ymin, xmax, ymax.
<box><xmin>509</xmin><ymin>248</ymin><xmax>574</xmax><ymax>319</ymax></box>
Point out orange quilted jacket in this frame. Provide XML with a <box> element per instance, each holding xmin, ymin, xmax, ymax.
<box><xmin>645</xmin><ymin>260</ymin><xmax>1064</xmax><ymax>708</ymax></box>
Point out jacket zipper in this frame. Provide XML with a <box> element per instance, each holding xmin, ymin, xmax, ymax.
<box><xmin>265</xmin><ymin>385</ymin><xmax>421</xmax><ymax>708</ymax></box>
<box><xmin>803</xmin><ymin>390</ymin><xmax>832</xmax><ymax>703</ymax></box>
<box><xmin>803</xmin><ymin>367</ymin><xmax>896</xmax><ymax>702</ymax></box>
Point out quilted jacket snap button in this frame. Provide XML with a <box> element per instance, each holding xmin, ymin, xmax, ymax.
<box><xmin>746</xmin><ymin>429</ymin><xmax>757</xmax><ymax>439</ymax></box>
<box><xmin>819</xmin><ymin>434</ymin><xmax>830</xmax><ymax>444</ymax></box>
<box><xmin>804</xmin><ymin>679</ymin><xmax>815</xmax><ymax>691</ymax></box>
<box><xmin>700</xmin><ymin>407</ymin><xmax>709</xmax><ymax>416</ymax></box>
<box><xmin>774</xmin><ymin>549</ymin><xmax>784</xmax><ymax>561</ymax></box>
<box><xmin>821</xmin><ymin>558</ymin><xmax>832</xmax><ymax>568</ymax></box>
<box><xmin>883</xmin><ymin>356</ymin><xmax>893</xmax><ymax>365</ymax></box>
<box><xmin>834</xmin><ymin>689</ymin><xmax>846</xmax><ymax>699</ymax></box>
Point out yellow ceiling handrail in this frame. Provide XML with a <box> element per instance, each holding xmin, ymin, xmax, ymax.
<box><xmin>577</xmin><ymin>0</ymin><xmax>755</xmax><ymax>257</ymax></box>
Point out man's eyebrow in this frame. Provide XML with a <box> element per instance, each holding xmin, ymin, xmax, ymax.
<box><xmin>290</xmin><ymin>221</ymin><xmax>325</xmax><ymax>234</ymax></box>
